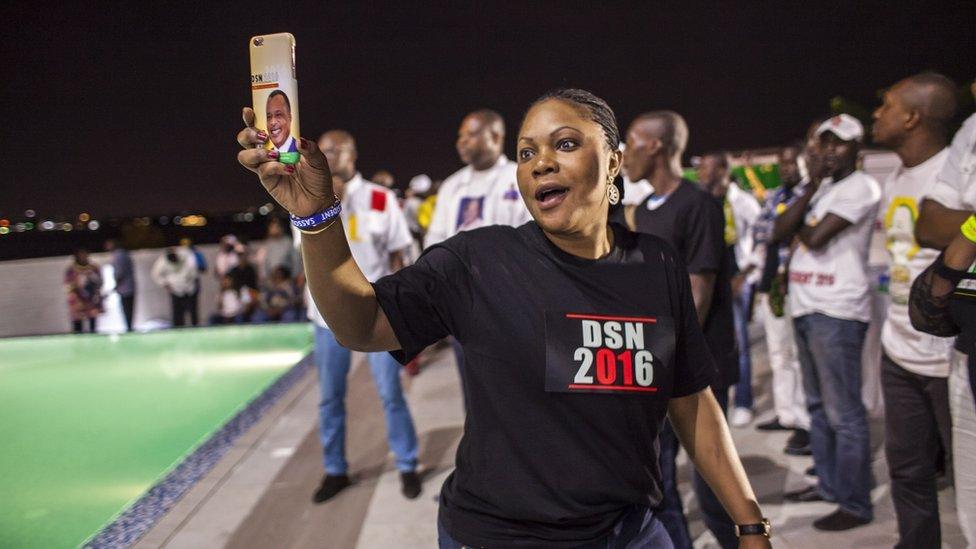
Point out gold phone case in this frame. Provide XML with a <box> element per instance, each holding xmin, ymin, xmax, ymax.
<box><xmin>249</xmin><ymin>33</ymin><xmax>300</xmax><ymax>164</ymax></box>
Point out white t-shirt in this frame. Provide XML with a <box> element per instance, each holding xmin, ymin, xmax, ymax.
<box><xmin>306</xmin><ymin>173</ymin><xmax>413</xmax><ymax>328</ymax></box>
<box><xmin>726</xmin><ymin>184</ymin><xmax>762</xmax><ymax>279</ymax></box>
<box><xmin>880</xmin><ymin>149</ymin><xmax>953</xmax><ymax>377</ymax></box>
<box><xmin>424</xmin><ymin>155</ymin><xmax>531</xmax><ymax>248</ymax></box>
<box><xmin>789</xmin><ymin>170</ymin><xmax>882</xmax><ymax>322</ymax></box>
<box><xmin>926</xmin><ymin>112</ymin><xmax>976</xmax><ymax>211</ymax></box>
<box><xmin>218</xmin><ymin>288</ymin><xmax>244</xmax><ymax>317</ymax></box>
<box><xmin>622</xmin><ymin>177</ymin><xmax>653</xmax><ymax>206</ymax></box>
<box><xmin>150</xmin><ymin>248</ymin><xmax>199</xmax><ymax>297</ymax></box>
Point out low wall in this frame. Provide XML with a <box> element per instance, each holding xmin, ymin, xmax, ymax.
<box><xmin>0</xmin><ymin>244</ymin><xmax>239</xmax><ymax>337</ymax></box>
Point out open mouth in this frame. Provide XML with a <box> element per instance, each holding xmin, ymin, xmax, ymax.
<box><xmin>534</xmin><ymin>184</ymin><xmax>569</xmax><ymax>210</ymax></box>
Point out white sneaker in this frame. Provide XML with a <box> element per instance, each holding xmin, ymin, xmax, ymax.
<box><xmin>730</xmin><ymin>407</ymin><xmax>753</xmax><ymax>428</ymax></box>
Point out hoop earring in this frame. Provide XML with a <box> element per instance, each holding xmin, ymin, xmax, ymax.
<box><xmin>607</xmin><ymin>180</ymin><xmax>620</xmax><ymax>205</ymax></box>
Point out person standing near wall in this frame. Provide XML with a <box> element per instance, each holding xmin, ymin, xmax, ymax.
<box><xmin>104</xmin><ymin>239</ymin><xmax>135</xmax><ymax>332</ymax></box>
<box><xmin>64</xmin><ymin>248</ymin><xmax>103</xmax><ymax>334</ymax></box>
<box><xmin>151</xmin><ymin>246</ymin><xmax>200</xmax><ymax>328</ymax></box>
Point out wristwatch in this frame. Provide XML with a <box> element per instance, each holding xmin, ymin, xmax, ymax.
<box><xmin>735</xmin><ymin>518</ymin><xmax>771</xmax><ymax>538</ymax></box>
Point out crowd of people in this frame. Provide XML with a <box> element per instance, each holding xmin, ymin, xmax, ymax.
<box><xmin>62</xmin><ymin>70</ymin><xmax>975</xmax><ymax>547</ymax></box>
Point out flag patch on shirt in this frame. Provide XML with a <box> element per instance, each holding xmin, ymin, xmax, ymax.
<box><xmin>371</xmin><ymin>190</ymin><xmax>387</xmax><ymax>212</ymax></box>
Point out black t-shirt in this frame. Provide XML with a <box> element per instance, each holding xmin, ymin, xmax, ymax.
<box><xmin>372</xmin><ymin>222</ymin><xmax>715</xmax><ymax>548</ymax></box>
<box><xmin>631</xmin><ymin>180</ymin><xmax>739</xmax><ymax>388</ymax></box>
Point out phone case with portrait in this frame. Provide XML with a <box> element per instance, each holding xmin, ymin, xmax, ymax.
<box><xmin>250</xmin><ymin>33</ymin><xmax>300</xmax><ymax>164</ymax></box>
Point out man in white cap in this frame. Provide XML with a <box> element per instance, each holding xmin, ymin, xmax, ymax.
<box><xmin>424</xmin><ymin>109</ymin><xmax>530</xmax><ymax>248</ymax></box>
<box><xmin>772</xmin><ymin>113</ymin><xmax>881</xmax><ymax>531</ymax></box>
<box><xmin>404</xmin><ymin>174</ymin><xmax>432</xmax><ymax>240</ymax></box>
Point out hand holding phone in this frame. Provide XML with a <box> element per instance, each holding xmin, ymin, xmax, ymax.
<box><xmin>237</xmin><ymin>108</ymin><xmax>333</xmax><ymax>217</ymax></box>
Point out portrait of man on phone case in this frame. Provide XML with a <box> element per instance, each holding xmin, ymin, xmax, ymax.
<box><xmin>266</xmin><ymin>90</ymin><xmax>298</xmax><ymax>153</ymax></box>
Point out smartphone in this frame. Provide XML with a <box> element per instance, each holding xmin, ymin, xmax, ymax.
<box><xmin>249</xmin><ymin>33</ymin><xmax>301</xmax><ymax>165</ymax></box>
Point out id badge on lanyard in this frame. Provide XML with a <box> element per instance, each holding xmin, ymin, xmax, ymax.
<box><xmin>544</xmin><ymin>311</ymin><xmax>675</xmax><ymax>395</ymax></box>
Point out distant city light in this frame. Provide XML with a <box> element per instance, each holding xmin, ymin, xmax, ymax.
<box><xmin>40</xmin><ymin>220</ymin><xmax>55</xmax><ymax>231</ymax></box>
<box><xmin>24</xmin><ymin>209</ymin><xmax>36</xmax><ymax>218</ymax></box>
<box><xmin>0</xmin><ymin>227</ymin><xmax>9</xmax><ymax>235</ymax></box>
<box><xmin>243</xmin><ymin>212</ymin><xmax>254</xmax><ymax>222</ymax></box>
<box><xmin>178</xmin><ymin>215</ymin><xmax>207</xmax><ymax>227</ymax></box>
<box><xmin>0</xmin><ymin>219</ymin><xmax>9</xmax><ymax>227</ymax></box>
<box><xmin>79</xmin><ymin>213</ymin><xmax>90</xmax><ymax>222</ymax></box>
<box><xmin>258</xmin><ymin>204</ymin><xmax>272</xmax><ymax>215</ymax></box>
<box><xmin>14</xmin><ymin>223</ymin><xmax>26</xmax><ymax>232</ymax></box>
<box><xmin>61</xmin><ymin>223</ymin><xmax>72</xmax><ymax>232</ymax></box>
<box><xmin>24</xmin><ymin>222</ymin><xmax>33</xmax><ymax>230</ymax></box>
<box><xmin>88</xmin><ymin>220</ymin><xmax>100</xmax><ymax>230</ymax></box>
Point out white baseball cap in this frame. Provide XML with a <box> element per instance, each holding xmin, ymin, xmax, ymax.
<box><xmin>815</xmin><ymin>114</ymin><xmax>864</xmax><ymax>142</ymax></box>
<box><xmin>409</xmin><ymin>174</ymin><xmax>432</xmax><ymax>193</ymax></box>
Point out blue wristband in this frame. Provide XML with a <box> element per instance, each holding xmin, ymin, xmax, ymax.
<box><xmin>290</xmin><ymin>199</ymin><xmax>342</xmax><ymax>231</ymax></box>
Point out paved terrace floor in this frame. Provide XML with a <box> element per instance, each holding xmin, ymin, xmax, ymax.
<box><xmin>136</xmin><ymin>326</ymin><xmax>966</xmax><ymax>548</ymax></box>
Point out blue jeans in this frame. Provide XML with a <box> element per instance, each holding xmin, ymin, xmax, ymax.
<box><xmin>793</xmin><ymin>313</ymin><xmax>872</xmax><ymax>520</ymax></box>
<box><xmin>437</xmin><ymin>506</ymin><xmax>673</xmax><ymax>549</ymax></box>
<box><xmin>658</xmin><ymin>386</ymin><xmax>737</xmax><ymax>549</ymax></box>
<box><xmin>732</xmin><ymin>283</ymin><xmax>754</xmax><ymax>409</ymax></box>
<box><xmin>315</xmin><ymin>325</ymin><xmax>418</xmax><ymax>474</ymax></box>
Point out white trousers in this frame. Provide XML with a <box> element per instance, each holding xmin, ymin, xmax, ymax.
<box><xmin>950</xmin><ymin>349</ymin><xmax>976</xmax><ymax>546</ymax></box>
<box><xmin>759</xmin><ymin>294</ymin><xmax>810</xmax><ymax>430</ymax></box>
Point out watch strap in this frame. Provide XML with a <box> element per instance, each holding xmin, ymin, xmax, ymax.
<box><xmin>735</xmin><ymin>518</ymin><xmax>770</xmax><ymax>537</ymax></box>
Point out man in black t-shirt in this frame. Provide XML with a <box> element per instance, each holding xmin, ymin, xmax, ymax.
<box><xmin>623</xmin><ymin>111</ymin><xmax>738</xmax><ymax>549</ymax></box>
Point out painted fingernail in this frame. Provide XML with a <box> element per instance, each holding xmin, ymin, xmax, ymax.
<box><xmin>285</xmin><ymin>165</ymin><xmax>295</xmax><ymax>173</ymax></box>
<box><xmin>268</xmin><ymin>150</ymin><xmax>279</xmax><ymax>160</ymax></box>
<box><xmin>257</xmin><ymin>131</ymin><xmax>268</xmax><ymax>141</ymax></box>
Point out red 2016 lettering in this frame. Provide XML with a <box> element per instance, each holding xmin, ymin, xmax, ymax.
<box><xmin>596</xmin><ymin>349</ymin><xmax>616</xmax><ymax>384</ymax></box>
<box><xmin>790</xmin><ymin>271</ymin><xmax>835</xmax><ymax>286</ymax></box>
<box><xmin>573</xmin><ymin>348</ymin><xmax>654</xmax><ymax>388</ymax></box>
<box><xmin>619</xmin><ymin>351</ymin><xmax>634</xmax><ymax>385</ymax></box>
<box><xmin>815</xmin><ymin>273</ymin><xmax>835</xmax><ymax>286</ymax></box>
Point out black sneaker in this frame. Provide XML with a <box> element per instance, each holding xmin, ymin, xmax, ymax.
<box><xmin>312</xmin><ymin>474</ymin><xmax>351</xmax><ymax>503</ymax></box>
<box><xmin>400</xmin><ymin>471</ymin><xmax>422</xmax><ymax>499</ymax></box>
<box><xmin>756</xmin><ymin>418</ymin><xmax>791</xmax><ymax>431</ymax></box>
<box><xmin>812</xmin><ymin>509</ymin><xmax>871</xmax><ymax>531</ymax></box>
<box><xmin>784</xmin><ymin>485</ymin><xmax>825</xmax><ymax>503</ymax></box>
<box><xmin>784</xmin><ymin>429</ymin><xmax>812</xmax><ymax>455</ymax></box>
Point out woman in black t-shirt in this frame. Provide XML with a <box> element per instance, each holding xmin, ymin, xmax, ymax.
<box><xmin>237</xmin><ymin>89</ymin><xmax>769</xmax><ymax>548</ymax></box>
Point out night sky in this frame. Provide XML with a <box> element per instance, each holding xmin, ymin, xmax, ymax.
<box><xmin>3</xmin><ymin>2</ymin><xmax>974</xmax><ymax>219</ymax></box>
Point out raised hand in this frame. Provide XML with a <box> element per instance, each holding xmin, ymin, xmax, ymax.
<box><xmin>236</xmin><ymin>107</ymin><xmax>334</xmax><ymax>217</ymax></box>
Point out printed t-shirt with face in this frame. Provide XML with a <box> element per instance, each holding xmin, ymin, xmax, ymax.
<box><xmin>306</xmin><ymin>174</ymin><xmax>412</xmax><ymax>328</ymax></box>
<box><xmin>423</xmin><ymin>155</ymin><xmax>531</xmax><ymax>248</ymax></box>
<box><xmin>788</xmin><ymin>170</ymin><xmax>882</xmax><ymax>322</ymax></box>
<box><xmin>372</xmin><ymin>222</ymin><xmax>715</xmax><ymax>548</ymax></box>
<box><xmin>881</xmin><ymin>149</ymin><xmax>954</xmax><ymax>377</ymax></box>
<box><xmin>923</xmin><ymin>111</ymin><xmax>976</xmax><ymax>355</ymax></box>
<box><xmin>632</xmin><ymin>179</ymin><xmax>739</xmax><ymax>389</ymax></box>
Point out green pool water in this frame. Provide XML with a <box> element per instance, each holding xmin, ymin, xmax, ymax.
<box><xmin>0</xmin><ymin>323</ymin><xmax>313</xmax><ymax>548</ymax></box>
